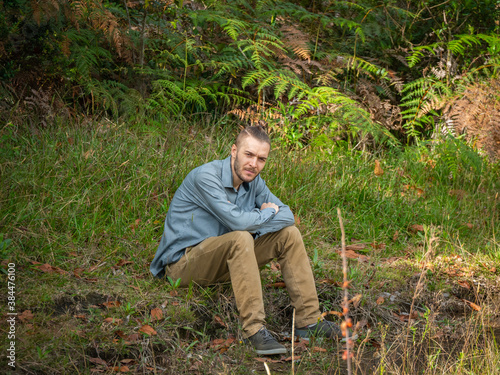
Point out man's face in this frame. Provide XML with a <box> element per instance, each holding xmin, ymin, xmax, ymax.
<box><xmin>231</xmin><ymin>136</ymin><xmax>270</xmax><ymax>189</ymax></box>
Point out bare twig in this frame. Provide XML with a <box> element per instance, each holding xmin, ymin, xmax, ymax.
<box><xmin>337</xmin><ymin>207</ymin><xmax>352</xmax><ymax>375</ymax></box>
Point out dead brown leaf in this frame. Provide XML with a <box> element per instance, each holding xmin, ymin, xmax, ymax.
<box><xmin>463</xmin><ymin>299</ymin><xmax>481</xmax><ymax>311</ymax></box>
<box><xmin>213</xmin><ymin>315</ymin><xmax>227</xmax><ymax>328</ymax></box>
<box><xmin>102</xmin><ymin>301</ymin><xmax>121</xmax><ymax>308</ymax></box>
<box><xmin>265</xmin><ymin>281</ymin><xmax>286</xmax><ymax>288</ymax></box>
<box><xmin>270</xmin><ymin>261</ymin><xmax>280</xmax><ymax>271</ymax></box>
<box><xmin>255</xmin><ymin>357</ymin><xmax>282</xmax><ymax>363</ymax></box>
<box><xmin>349</xmin><ymin>294</ymin><xmax>363</xmax><ymax>308</ymax></box>
<box><xmin>103</xmin><ymin>317</ymin><xmax>123</xmax><ymax>325</ymax></box>
<box><xmin>73</xmin><ymin>267</ymin><xmax>85</xmax><ymax>278</ymax></box>
<box><xmin>374</xmin><ymin>160</ymin><xmax>384</xmax><ymax>176</ymax></box>
<box><xmin>89</xmin><ymin>357</ymin><xmax>108</xmax><ymax>366</ymax></box>
<box><xmin>150</xmin><ymin>308</ymin><xmax>163</xmax><ymax>321</ymax></box>
<box><xmin>343</xmin><ymin>250</ymin><xmax>369</xmax><ymax>262</ymax></box>
<box><xmin>346</xmin><ymin>243</ymin><xmax>367</xmax><ymax>251</ymax></box>
<box><xmin>120</xmin><ymin>359</ymin><xmax>136</xmax><ymax>365</ymax></box>
<box><xmin>209</xmin><ymin>336</ymin><xmax>235</xmax><ymax>352</ymax></box>
<box><xmin>376</xmin><ymin>296</ymin><xmax>385</xmax><ymax>305</ymax></box>
<box><xmin>116</xmin><ymin>259</ymin><xmax>133</xmax><ymax>267</ymax></box>
<box><xmin>19</xmin><ymin>310</ymin><xmax>34</xmax><ymax>323</ymax></box>
<box><xmin>457</xmin><ymin>280</ymin><xmax>471</xmax><ymax>289</ymax></box>
<box><xmin>370</xmin><ymin>242</ymin><xmax>386</xmax><ymax>250</ymax></box>
<box><xmin>313</xmin><ymin>346</ymin><xmax>327</xmax><ymax>352</ymax></box>
<box><xmin>283</xmin><ymin>356</ymin><xmax>301</xmax><ymax>362</ymax></box>
<box><xmin>139</xmin><ymin>325</ymin><xmax>157</xmax><ymax>336</ymax></box>
<box><xmin>32</xmin><ymin>261</ymin><xmax>68</xmax><ymax>275</ymax></box>
<box><xmin>409</xmin><ymin>224</ymin><xmax>424</xmax><ymax>233</ymax></box>
<box><xmin>112</xmin><ymin>365</ymin><xmax>130</xmax><ymax>372</ymax></box>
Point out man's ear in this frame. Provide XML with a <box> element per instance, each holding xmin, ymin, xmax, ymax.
<box><xmin>231</xmin><ymin>144</ymin><xmax>237</xmax><ymax>157</ymax></box>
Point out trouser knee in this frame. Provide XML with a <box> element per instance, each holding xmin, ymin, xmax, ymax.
<box><xmin>279</xmin><ymin>226</ymin><xmax>302</xmax><ymax>242</ymax></box>
<box><xmin>230</xmin><ymin>230</ymin><xmax>255</xmax><ymax>250</ymax></box>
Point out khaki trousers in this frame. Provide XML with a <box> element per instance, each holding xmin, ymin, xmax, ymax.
<box><xmin>165</xmin><ymin>226</ymin><xmax>321</xmax><ymax>337</ymax></box>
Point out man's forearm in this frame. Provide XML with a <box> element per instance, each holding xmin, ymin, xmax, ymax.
<box><xmin>253</xmin><ymin>206</ymin><xmax>295</xmax><ymax>238</ymax></box>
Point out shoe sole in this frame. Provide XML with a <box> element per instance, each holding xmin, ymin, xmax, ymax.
<box><xmin>255</xmin><ymin>347</ymin><xmax>288</xmax><ymax>356</ymax></box>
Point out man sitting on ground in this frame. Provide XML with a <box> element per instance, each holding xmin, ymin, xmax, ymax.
<box><xmin>150</xmin><ymin>126</ymin><xmax>342</xmax><ymax>355</ymax></box>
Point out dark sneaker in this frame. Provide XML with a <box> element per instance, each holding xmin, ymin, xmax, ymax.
<box><xmin>296</xmin><ymin>320</ymin><xmax>346</xmax><ymax>341</ymax></box>
<box><xmin>246</xmin><ymin>327</ymin><xmax>287</xmax><ymax>355</ymax></box>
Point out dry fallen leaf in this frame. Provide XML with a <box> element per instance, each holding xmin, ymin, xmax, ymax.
<box><xmin>89</xmin><ymin>357</ymin><xmax>108</xmax><ymax>366</ymax></box>
<box><xmin>370</xmin><ymin>242</ymin><xmax>386</xmax><ymax>250</ymax></box>
<box><xmin>103</xmin><ymin>317</ymin><xmax>123</xmax><ymax>325</ymax></box>
<box><xmin>457</xmin><ymin>280</ymin><xmax>471</xmax><ymax>289</ymax></box>
<box><xmin>102</xmin><ymin>301</ymin><xmax>121</xmax><ymax>308</ymax></box>
<box><xmin>116</xmin><ymin>259</ymin><xmax>133</xmax><ymax>267</ymax></box>
<box><xmin>313</xmin><ymin>346</ymin><xmax>327</xmax><ymax>352</ymax></box>
<box><xmin>139</xmin><ymin>324</ymin><xmax>157</xmax><ymax>336</ymax></box>
<box><xmin>376</xmin><ymin>296</ymin><xmax>385</xmax><ymax>305</ymax></box>
<box><xmin>463</xmin><ymin>299</ymin><xmax>481</xmax><ymax>311</ymax></box>
<box><xmin>32</xmin><ymin>262</ymin><xmax>67</xmax><ymax>275</ymax></box>
<box><xmin>346</xmin><ymin>243</ymin><xmax>367</xmax><ymax>251</ymax></box>
<box><xmin>374</xmin><ymin>160</ymin><xmax>384</xmax><ymax>176</ymax></box>
<box><xmin>409</xmin><ymin>224</ymin><xmax>424</xmax><ymax>233</ymax></box>
<box><xmin>270</xmin><ymin>261</ymin><xmax>280</xmax><ymax>271</ymax></box>
<box><xmin>265</xmin><ymin>281</ymin><xmax>286</xmax><ymax>288</ymax></box>
<box><xmin>112</xmin><ymin>365</ymin><xmax>130</xmax><ymax>372</ymax></box>
<box><xmin>342</xmin><ymin>250</ymin><xmax>370</xmax><ymax>262</ymax></box>
<box><xmin>213</xmin><ymin>315</ymin><xmax>227</xmax><ymax>328</ymax></box>
<box><xmin>19</xmin><ymin>310</ymin><xmax>34</xmax><ymax>323</ymax></box>
<box><xmin>150</xmin><ymin>308</ymin><xmax>164</xmax><ymax>321</ymax></box>
<box><xmin>120</xmin><ymin>359</ymin><xmax>136</xmax><ymax>365</ymax></box>
<box><xmin>349</xmin><ymin>294</ymin><xmax>363</xmax><ymax>308</ymax></box>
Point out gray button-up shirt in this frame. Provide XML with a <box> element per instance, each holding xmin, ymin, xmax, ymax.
<box><xmin>150</xmin><ymin>156</ymin><xmax>295</xmax><ymax>278</ymax></box>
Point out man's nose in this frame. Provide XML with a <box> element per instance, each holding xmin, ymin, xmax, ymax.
<box><xmin>249</xmin><ymin>157</ymin><xmax>257</xmax><ymax>168</ymax></box>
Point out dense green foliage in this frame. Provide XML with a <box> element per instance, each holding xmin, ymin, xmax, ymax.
<box><xmin>1</xmin><ymin>0</ymin><xmax>499</xmax><ymax>148</ymax></box>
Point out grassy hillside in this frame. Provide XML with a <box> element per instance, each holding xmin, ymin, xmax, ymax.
<box><xmin>1</xmin><ymin>119</ymin><xmax>499</xmax><ymax>374</ymax></box>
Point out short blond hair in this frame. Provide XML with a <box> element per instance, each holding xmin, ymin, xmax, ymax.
<box><xmin>235</xmin><ymin>126</ymin><xmax>271</xmax><ymax>148</ymax></box>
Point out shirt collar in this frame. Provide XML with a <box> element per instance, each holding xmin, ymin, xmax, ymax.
<box><xmin>222</xmin><ymin>156</ymin><xmax>249</xmax><ymax>192</ymax></box>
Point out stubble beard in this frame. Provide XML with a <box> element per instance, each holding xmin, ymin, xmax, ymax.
<box><xmin>233</xmin><ymin>154</ymin><xmax>258</xmax><ymax>183</ymax></box>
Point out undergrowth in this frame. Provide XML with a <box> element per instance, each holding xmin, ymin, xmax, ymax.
<box><xmin>0</xmin><ymin>118</ymin><xmax>499</xmax><ymax>374</ymax></box>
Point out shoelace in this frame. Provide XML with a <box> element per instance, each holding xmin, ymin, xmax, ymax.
<box><xmin>260</xmin><ymin>329</ymin><xmax>276</xmax><ymax>343</ymax></box>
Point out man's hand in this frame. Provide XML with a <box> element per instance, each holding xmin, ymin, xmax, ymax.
<box><xmin>261</xmin><ymin>202</ymin><xmax>279</xmax><ymax>214</ymax></box>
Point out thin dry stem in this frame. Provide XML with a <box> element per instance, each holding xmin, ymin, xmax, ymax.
<box><xmin>337</xmin><ymin>207</ymin><xmax>352</xmax><ymax>375</ymax></box>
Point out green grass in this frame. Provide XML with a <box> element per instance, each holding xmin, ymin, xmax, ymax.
<box><xmin>0</xmin><ymin>118</ymin><xmax>499</xmax><ymax>374</ymax></box>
